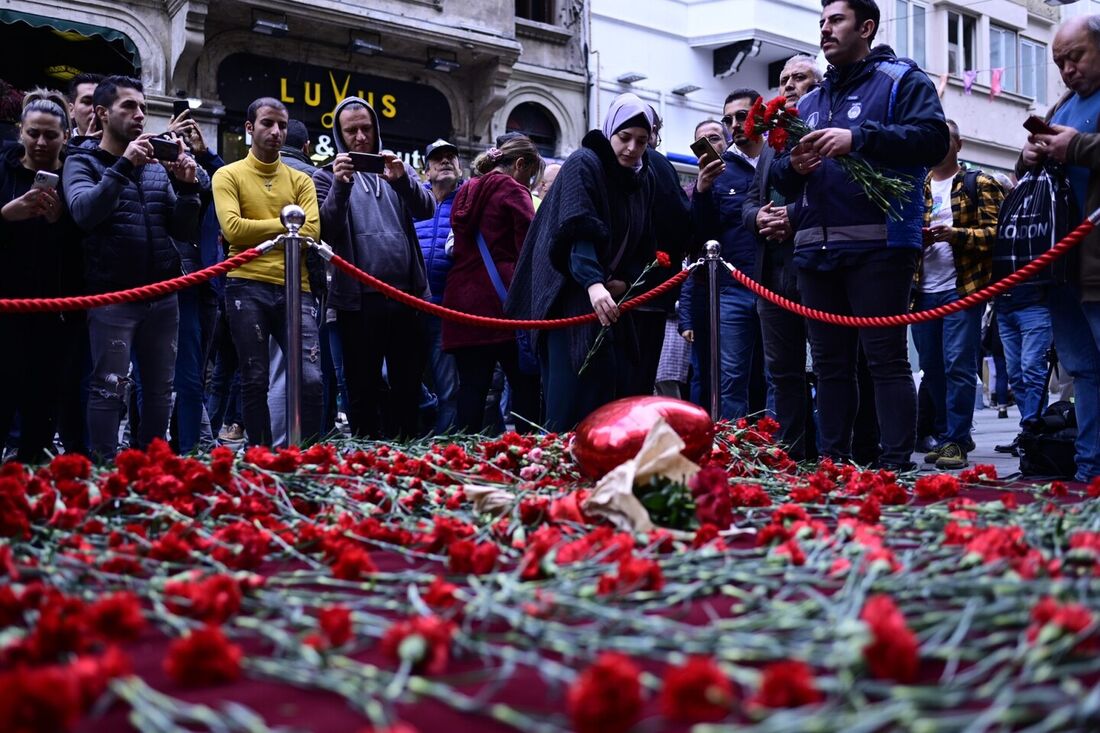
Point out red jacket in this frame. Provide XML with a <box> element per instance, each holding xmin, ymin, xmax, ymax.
<box><xmin>442</xmin><ymin>171</ymin><xmax>534</xmax><ymax>350</ymax></box>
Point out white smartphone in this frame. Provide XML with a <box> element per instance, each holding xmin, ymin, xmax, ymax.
<box><xmin>32</xmin><ymin>170</ymin><xmax>59</xmax><ymax>190</ymax></box>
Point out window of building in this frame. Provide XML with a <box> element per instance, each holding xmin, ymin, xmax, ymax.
<box><xmin>516</xmin><ymin>0</ymin><xmax>553</xmax><ymax>24</ymax></box>
<box><xmin>947</xmin><ymin>11</ymin><xmax>977</xmax><ymax>76</ymax></box>
<box><xmin>1021</xmin><ymin>38</ymin><xmax>1048</xmax><ymax>104</ymax></box>
<box><xmin>894</xmin><ymin>0</ymin><xmax>926</xmax><ymax>69</ymax></box>
<box><xmin>990</xmin><ymin>25</ymin><xmax>1018</xmax><ymax>94</ymax></box>
<box><xmin>506</xmin><ymin>102</ymin><xmax>558</xmax><ymax>157</ymax></box>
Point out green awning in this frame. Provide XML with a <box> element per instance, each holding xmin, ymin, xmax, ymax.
<box><xmin>0</xmin><ymin>10</ymin><xmax>141</xmax><ymax>69</ymax></box>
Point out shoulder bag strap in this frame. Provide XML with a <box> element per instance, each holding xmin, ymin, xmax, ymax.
<box><xmin>476</xmin><ymin>231</ymin><xmax>508</xmax><ymax>304</ymax></box>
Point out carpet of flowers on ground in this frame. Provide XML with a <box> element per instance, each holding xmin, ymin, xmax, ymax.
<box><xmin>2</xmin><ymin>420</ymin><xmax>1100</xmax><ymax>732</ymax></box>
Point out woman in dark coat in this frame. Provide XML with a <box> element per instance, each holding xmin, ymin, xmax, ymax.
<box><xmin>443</xmin><ymin>135</ymin><xmax>542</xmax><ymax>433</ymax></box>
<box><xmin>506</xmin><ymin>94</ymin><xmax>662</xmax><ymax>431</ymax></box>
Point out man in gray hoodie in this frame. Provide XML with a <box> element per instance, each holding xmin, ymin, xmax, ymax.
<box><xmin>313</xmin><ymin>97</ymin><xmax>434</xmax><ymax>438</ymax></box>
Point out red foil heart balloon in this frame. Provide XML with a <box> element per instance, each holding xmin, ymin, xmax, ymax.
<box><xmin>572</xmin><ymin>396</ymin><xmax>716</xmax><ymax>479</ymax></box>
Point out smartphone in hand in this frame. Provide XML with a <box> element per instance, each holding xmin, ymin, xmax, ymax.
<box><xmin>149</xmin><ymin>136</ymin><xmax>181</xmax><ymax>162</ymax></box>
<box><xmin>32</xmin><ymin>170</ymin><xmax>59</xmax><ymax>190</ymax></box>
<box><xmin>690</xmin><ymin>137</ymin><xmax>722</xmax><ymax>167</ymax></box>
<box><xmin>348</xmin><ymin>152</ymin><xmax>387</xmax><ymax>174</ymax></box>
<box><xmin>1023</xmin><ymin>115</ymin><xmax>1056</xmax><ymax>136</ymax></box>
<box><xmin>172</xmin><ymin>99</ymin><xmax>191</xmax><ymax>119</ymax></box>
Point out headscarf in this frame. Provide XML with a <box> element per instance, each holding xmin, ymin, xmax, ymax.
<box><xmin>600</xmin><ymin>93</ymin><xmax>655</xmax><ymax>172</ymax></box>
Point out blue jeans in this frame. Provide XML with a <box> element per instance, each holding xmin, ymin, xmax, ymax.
<box><xmin>1046</xmin><ymin>285</ymin><xmax>1100</xmax><ymax>481</ymax></box>
<box><xmin>689</xmin><ymin>284</ymin><xmax>758</xmax><ymax>420</ymax></box>
<box><xmin>997</xmin><ymin>303</ymin><xmax>1052</xmax><ymax>427</ymax></box>
<box><xmin>423</xmin><ymin>314</ymin><xmax>458</xmax><ymax>434</ymax></box>
<box><xmin>173</xmin><ymin>288</ymin><xmax>205</xmax><ymax>453</ymax></box>
<box><xmin>911</xmin><ymin>289</ymin><xmax>984</xmax><ymax>446</ymax></box>
<box><xmin>87</xmin><ymin>296</ymin><xmax>179</xmax><ymax>459</ymax></box>
<box><xmin>225</xmin><ymin>279</ymin><xmax>322</xmax><ymax>446</ymax></box>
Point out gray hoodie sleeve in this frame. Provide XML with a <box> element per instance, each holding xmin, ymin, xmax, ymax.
<box><xmin>314</xmin><ymin>167</ymin><xmax>352</xmax><ymax>235</ymax></box>
<box><xmin>386</xmin><ymin>162</ymin><xmax>435</xmax><ymax>220</ymax></box>
<box><xmin>63</xmin><ymin>154</ymin><xmax>135</xmax><ymax>231</ymax></box>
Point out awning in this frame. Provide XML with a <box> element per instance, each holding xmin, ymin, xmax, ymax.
<box><xmin>0</xmin><ymin>10</ymin><xmax>141</xmax><ymax>69</ymax></box>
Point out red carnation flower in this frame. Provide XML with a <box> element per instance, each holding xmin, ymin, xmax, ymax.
<box><xmin>0</xmin><ymin>663</ymin><xmax>82</xmax><ymax>733</ymax></box>
<box><xmin>768</xmin><ymin>127</ymin><xmax>790</xmax><ymax>152</ymax></box>
<box><xmin>422</xmin><ymin>576</ymin><xmax>459</xmax><ymax>610</ymax></box>
<box><xmin>332</xmin><ymin>546</ymin><xmax>377</xmax><ymax>580</ymax></box>
<box><xmin>568</xmin><ymin>652</ymin><xmax>643</xmax><ymax>733</ymax></box>
<box><xmin>655</xmin><ymin>250</ymin><xmax>672</xmax><ymax>268</ymax></box>
<box><xmin>763</xmin><ymin>95</ymin><xmax>787</xmax><ymax>122</ymax></box>
<box><xmin>319</xmin><ymin>605</ymin><xmax>353</xmax><ymax>647</ymax></box>
<box><xmin>690</xmin><ymin>466</ymin><xmax>733</xmax><ymax>529</ymax></box>
<box><xmin>380</xmin><ymin>615</ymin><xmax>455</xmax><ymax>675</ymax></box>
<box><xmin>752</xmin><ymin>660</ymin><xmax>823</xmax><ymax>708</ymax></box>
<box><xmin>87</xmin><ymin>591</ymin><xmax>146</xmax><ymax>642</ymax></box>
<box><xmin>448</xmin><ymin>539</ymin><xmax>499</xmax><ymax>575</ymax></box>
<box><xmin>164</xmin><ymin>624</ymin><xmax>242</xmax><ymax>687</ymax></box>
<box><xmin>660</xmin><ymin>656</ymin><xmax>734</xmax><ymax>722</ymax></box>
<box><xmin>596</xmin><ymin>555</ymin><xmax>665</xmax><ymax>596</ymax></box>
<box><xmin>860</xmin><ymin>594</ymin><xmax>919</xmax><ymax>683</ymax></box>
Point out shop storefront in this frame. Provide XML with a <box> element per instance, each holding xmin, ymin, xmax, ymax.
<box><xmin>216</xmin><ymin>53</ymin><xmax>452</xmax><ymax>169</ymax></box>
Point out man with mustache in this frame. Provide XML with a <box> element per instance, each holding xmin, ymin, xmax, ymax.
<box><xmin>770</xmin><ymin>0</ymin><xmax>949</xmax><ymax>470</ymax></box>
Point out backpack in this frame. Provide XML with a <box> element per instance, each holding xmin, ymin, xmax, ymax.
<box><xmin>991</xmin><ymin>163</ymin><xmax>1077</xmax><ymax>288</ymax></box>
<box><xmin>961</xmin><ymin>169</ymin><xmax>981</xmax><ymax>209</ymax></box>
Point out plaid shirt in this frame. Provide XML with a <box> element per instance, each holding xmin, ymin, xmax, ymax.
<box><xmin>918</xmin><ymin>167</ymin><xmax>1004</xmax><ymax>296</ymax></box>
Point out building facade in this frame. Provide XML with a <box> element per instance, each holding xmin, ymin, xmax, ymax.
<box><xmin>0</xmin><ymin>0</ymin><xmax>589</xmax><ymax>167</ymax></box>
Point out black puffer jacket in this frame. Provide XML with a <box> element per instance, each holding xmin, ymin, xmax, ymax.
<box><xmin>62</xmin><ymin>143</ymin><xmax>200</xmax><ymax>293</ymax></box>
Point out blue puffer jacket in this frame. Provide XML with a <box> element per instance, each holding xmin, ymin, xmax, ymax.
<box><xmin>63</xmin><ymin>143</ymin><xmax>200</xmax><ymax>294</ymax></box>
<box><xmin>414</xmin><ymin>181</ymin><xmax>461</xmax><ymax>304</ymax></box>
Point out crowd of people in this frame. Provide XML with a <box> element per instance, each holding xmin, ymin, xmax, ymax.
<box><xmin>2</xmin><ymin>0</ymin><xmax>1100</xmax><ymax>483</ymax></box>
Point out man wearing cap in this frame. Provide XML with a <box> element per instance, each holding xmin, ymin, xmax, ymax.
<box><xmin>313</xmin><ymin>97</ymin><xmax>434</xmax><ymax>439</ymax></box>
<box><xmin>415</xmin><ymin>138</ymin><xmax>463</xmax><ymax>433</ymax></box>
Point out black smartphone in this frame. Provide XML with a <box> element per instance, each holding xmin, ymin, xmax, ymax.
<box><xmin>690</xmin><ymin>137</ymin><xmax>721</xmax><ymax>167</ymax></box>
<box><xmin>348</xmin><ymin>152</ymin><xmax>387</xmax><ymax>174</ymax></box>
<box><xmin>172</xmin><ymin>99</ymin><xmax>191</xmax><ymax>119</ymax></box>
<box><xmin>149</xmin><ymin>136</ymin><xmax>180</xmax><ymax>162</ymax></box>
<box><xmin>1023</xmin><ymin>115</ymin><xmax>1056</xmax><ymax>136</ymax></box>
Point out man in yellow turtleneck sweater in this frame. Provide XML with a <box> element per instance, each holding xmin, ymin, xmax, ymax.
<box><xmin>212</xmin><ymin>97</ymin><xmax>322</xmax><ymax>446</ymax></box>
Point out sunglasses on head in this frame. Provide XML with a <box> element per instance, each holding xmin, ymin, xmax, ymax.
<box><xmin>721</xmin><ymin>110</ymin><xmax>750</xmax><ymax>126</ymax></box>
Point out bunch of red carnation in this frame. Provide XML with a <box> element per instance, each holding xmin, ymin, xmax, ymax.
<box><xmin>743</xmin><ymin>95</ymin><xmax>804</xmax><ymax>153</ymax></box>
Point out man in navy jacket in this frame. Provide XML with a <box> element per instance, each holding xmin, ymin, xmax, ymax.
<box><xmin>770</xmin><ymin>0</ymin><xmax>949</xmax><ymax>470</ymax></box>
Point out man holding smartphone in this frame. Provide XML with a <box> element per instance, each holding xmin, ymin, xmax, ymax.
<box><xmin>212</xmin><ymin>97</ymin><xmax>323</xmax><ymax>447</ymax></box>
<box><xmin>63</xmin><ymin>75</ymin><xmax>200</xmax><ymax>460</ymax></box>
<box><xmin>313</xmin><ymin>96</ymin><xmax>434</xmax><ymax>439</ymax></box>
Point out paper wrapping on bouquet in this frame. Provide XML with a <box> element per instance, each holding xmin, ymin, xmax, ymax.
<box><xmin>582</xmin><ymin>418</ymin><xmax>702</xmax><ymax>534</ymax></box>
<box><xmin>571</xmin><ymin>396</ymin><xmax>715</xmax><ymax>479</ymax></box>
<box><xmin>464</xmin><ymin>485</ymin><xmax>515</xmax><ymax>516</ymax></box>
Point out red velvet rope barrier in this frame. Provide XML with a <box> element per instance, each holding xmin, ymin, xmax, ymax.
<box><xmin>0</xmin><ymin>247</ymin><xmax>266</xmax><ymax>313</ymax></box>
<box><xmin>725</xmin><ymin>218</ymin><xmax>1096</xmax><ymax>328</ymax></box>
<box><xmin>326</xmin><ymin>253</ymin><xmax>692</xmax><ymax>330</ymax></box>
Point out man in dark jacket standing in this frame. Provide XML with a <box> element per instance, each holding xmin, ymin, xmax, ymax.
<box><xmin>682</xmin><ymin>88</ymin><xmax>765</xmax><ymax>420</ymax></box>
<box><xmin>63</xmin><ymin>75</ymin><xmax>200</xmax><ymax>459</ymax></box>
<box><xmin>314</xmin><ymin>97</ymin><xmax>434</xmax><ymax>439</ymax></box>
<box><xmin>415</xmin><ymin>138</ymin><xmax>462</xmax><ymax>434</ymax></box>
<box><xmin>743</xmin><ymin>56</ymin><xmax>822</xmax><ymax>460</ymax></box>
<box><xmin>771</xmin><ymin>0</ymin><xmax>949</xmax><ymax>470</ymax></box>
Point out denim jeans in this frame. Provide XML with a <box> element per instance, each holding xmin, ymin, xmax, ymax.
<box><xmin>206</xmin><ymin>303</ymin><xmax>242</xmax><ymax>435</ymax></box>
<box><xmin>911</xmin><ymin>289</ymin><xmax>984</xmax><ymax>446</ymax></box>
<box><xmin>689</xmin><ymin>284</ymin><xmax>758</xmax><ymax>420</ymax></box>
<box><xmin>422</xmin><ymin>314</ymin><xmax>458</xmax><ymax>434</ymax></box>
<box><xmin>1046</xmin><ymin>285</ymin><xmax>1100</xmax><ymax>481</ymax></box>
<box><xmin>798</xmin><ymin>251</ymin><xmax>918</xmax><ymax>465</ymax></box>
<box><xmin>757</xmin><ymin>264</ymin><xmax>811</xmax><ymax>459</ymax></box>
<box><xmin>225</xmin><ymin>279</ymin><xmax>322</xmax><ymax>446</ymax></box>
<box><xmin>87</xmin><ymin>296</ymin><xmax>179</xmax><ymax>459</ymax></box>
<box><xmin>997</xmin><ymin>303</ymin><xmax>1052</xmax><ymax>427</ymax></box>
<box><xmin>173</xmin><ymin>288</ymin><xmax>205</xmax><ymax>453</ymax></box>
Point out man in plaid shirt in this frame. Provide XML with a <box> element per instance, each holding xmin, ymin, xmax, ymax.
<box><xmin>913</xmin><ymin>119</ymin><xmax>1005</xmax><ymax>469</ymax></box>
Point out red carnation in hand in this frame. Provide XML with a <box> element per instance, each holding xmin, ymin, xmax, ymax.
<box><xmin>319</xmin><ymin>605</ymin><xmax>353</xmax><ymax>647</ymax></box>
<box><xmin>768</xmin><ymin>127</ymin><xmax>790</xmax><ymax>152</ymax></box>
<box><xmin>860</xmin><ymin>594</ymin><xmax>919</xmax><ymax>682</ymax></box>
<box><xmin>660</xmin><ymin>656</ymin><xmax>735</xmax><ymax>722</ymax></box>
<box><xmin>568</xmin><ymin>652</ymin><xmax>643</xmax><ymax>733</ymax></box>
<box><xmin>380</xmin><ymin>615</ymin><xmax>456</xmax><ymax>675</ymax></box>
<box><xmin>164</xmin><ymin>624</ymin><xmax>242</xmax><ymax>687</ymax></box>
<box><xmin>752</xmin><ymin>660</ymin><xmax>823</xmax><ymax>708</ymax></box>
<box><xmin>743</xmin><ymin>96</ymin><xmax>766</xmax><ymax>141</ymax></box>
<box><xmin>763</xmin><ymin>95</ymin><xmax>787</xmax><ymax>122</ymax></box>
<box><xmin>87</xmin><ymin>591</ymin><xmax>146</xmax><ymax>642</ymax></box>
<box><xmin>655</xmin><ymin>250</ymin><xmax>672</xmax><ymax>268</ymax></box>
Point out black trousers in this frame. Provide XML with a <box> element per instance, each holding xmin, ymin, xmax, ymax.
<box><xmin>336</xmin><ymin>295</ymin><xmax>426</xmax><ymax>440</ymax></box>
<box><xmin>797</xmin><ymin>250</ymin><xmax>918</xmax><ymax>466</ymax></box>
<box><xmin>452</xmin><ymin>341</ymin><xmax>541</xmax><ymax>433</ymax></box>
<box><xmin>757</xmin><ymin>264</ymin><xmax>813</xmax><ymax>460</ymax></box>
<box><xmin>0</xmin><ymin>315</ymin><xmax>65</xmax><ymax>462</ymax></box>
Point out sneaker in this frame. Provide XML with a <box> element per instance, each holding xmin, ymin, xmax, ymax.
<box><xmin>923</xmin><ymin>445</ymin><xmax>942</xmax><ymax>464</ymax></box>
<box><xmin>219</xmin><ymin>423</ymin><xmax>244</xmax><ymax>442</ymax></box>
<box><xmin>934</xmin><ymin>442</ymin><xmax>968</xmax><ymax>470</ymax></box>
<box><xmin>998</xmin><ymin>407</ymin><xmax>1009</xmax><ymax>419</ymax></box>
<box><xmin>871</xmin><ymin>459</ymin><xmax>918</xmax><ymax>473</ymax></box>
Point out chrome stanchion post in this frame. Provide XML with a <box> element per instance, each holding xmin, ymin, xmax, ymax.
<box><xmin>280</xmin><ymin>204</ymin><xmax>305</xmax><ymax>446</ymax></box>
<box><xmin>704</xmin><ymin>240</ymin><xmax>721</xmax><ymax>423</ymax></box>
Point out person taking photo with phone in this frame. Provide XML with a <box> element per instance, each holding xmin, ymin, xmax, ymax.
<box><xmin>212</xmin><ymin>97</ymin><xmax>323</xmax><ymax>447</ymax></box>
<box><xmin>0</xmin><ymin>91</ymin><xmax>80</xmax><ymax>461</ymax></box>
<box><xmin>63</xmin><ymin>75</ymin><xmax>200</xmax><ymax>460</ymax></box>
<box><xmin>313</xmin><ymin>96</ymin><xmax>434</xmax><ymax>439</ymax></box>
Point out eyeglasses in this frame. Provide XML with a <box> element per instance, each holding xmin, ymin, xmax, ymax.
<box><xmin>721</xmin><ymin>110</ymin><xmax>750</xmax><ymax>127</ymax></box>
